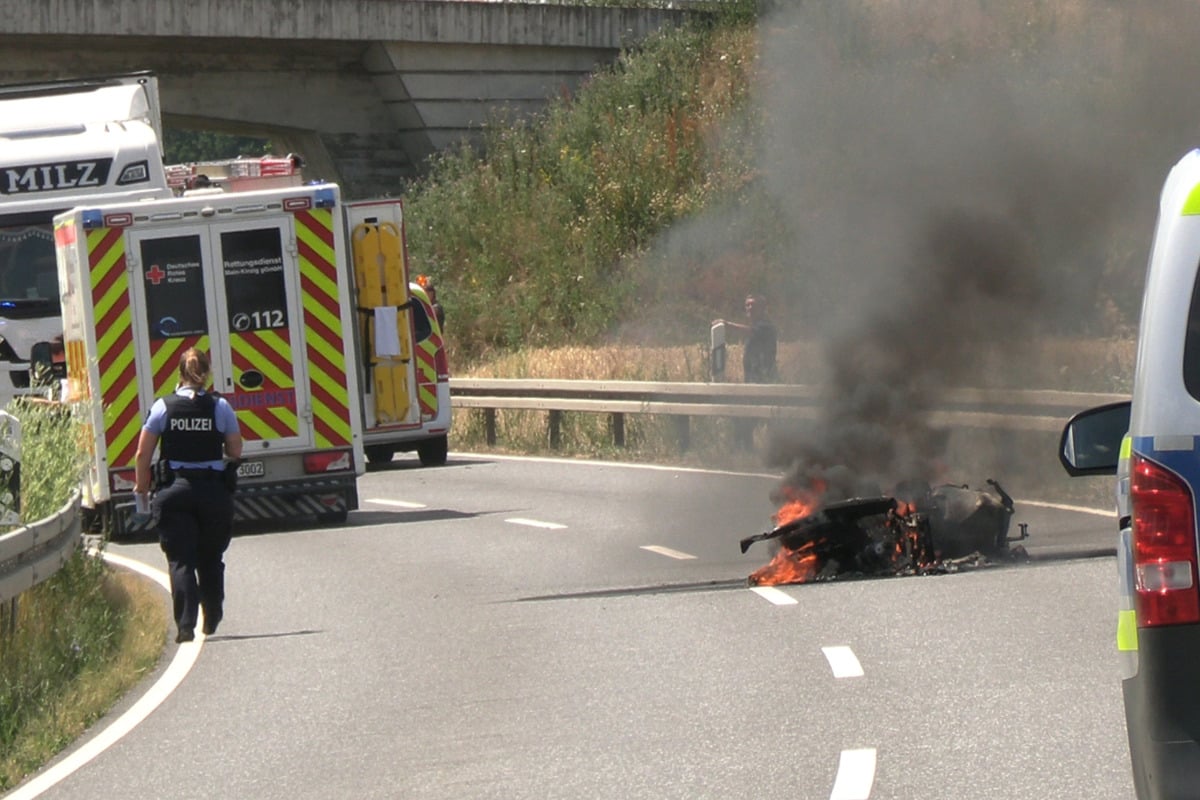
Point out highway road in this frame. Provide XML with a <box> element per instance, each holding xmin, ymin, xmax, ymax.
<box><xmin>12</xmin><ymin>454</ymin><xmax>1133</xmax><ymax>800</ymax></box>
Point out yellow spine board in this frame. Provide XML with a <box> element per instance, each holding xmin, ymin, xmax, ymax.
<box><xmin>352</xmin><ymin>222</ymin><xmax>412</xmax><ymax>424</ymax></box>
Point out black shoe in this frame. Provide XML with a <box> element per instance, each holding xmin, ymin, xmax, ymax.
<box><xmin>202</xmin><ymin>615</ymin><xmax>221</xmax><ymax>636</ymax></box>
<box><xmin>176</xmin><ymin>627</ymin><xmax>195</xmax><ymax>643</ymax></box>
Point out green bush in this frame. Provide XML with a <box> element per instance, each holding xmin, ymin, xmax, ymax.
<box><xmin>404</xmin><ymin>19</ymin><xmax>760</xmax><ymax>363</ymax></box>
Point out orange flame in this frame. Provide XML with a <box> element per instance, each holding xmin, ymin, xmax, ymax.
<box><xmin>748</xmin><ymin>482</ymin><xmax>828</xmax><ymax>586</ymax></box>
<box><xmin>749</xmin><ymin>539</ymin><xmax>822</xmax><ymax>586</ymax></box>
<box><xmin>772</xmin><ymin>482</ymin><xmax>824</xmax><ymax>527</ymax></box>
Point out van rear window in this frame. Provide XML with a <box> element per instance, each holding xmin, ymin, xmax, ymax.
<box><xmin>141</xmin><ymin>235</ymin><xmax>208</xmax><ymax>339</ymax></box>
<box><xmin>1184</xmin><ymin>261</ymin><xmax>1200</xmax><ymax>399</ymax></box>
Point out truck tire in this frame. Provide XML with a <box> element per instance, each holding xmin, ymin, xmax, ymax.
<box><xmin>417</xmin><ymin>435</ymin><xmax>449</xmax><ymax>467</ymax></box>
<box><xmin>317</xmin><ymin>509</ymin><xmax>348</xmax><ymax>525</ymax></box>
<box><xmin>365</xmin><ymin>445</ymin><xmax>395</xmax><ymax>465</ymax></box>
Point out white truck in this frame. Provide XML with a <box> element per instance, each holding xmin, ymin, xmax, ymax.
<box><xmin>0</xmin><ymin>72</ymin><xmax>171</xmax><ymax>398</ymax></box>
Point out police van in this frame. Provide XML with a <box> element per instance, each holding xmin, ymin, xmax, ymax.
<box><xmin>1060</xmin><ymin>148</ymin><xmax>1200</xmax><ymax>799</ymax></box>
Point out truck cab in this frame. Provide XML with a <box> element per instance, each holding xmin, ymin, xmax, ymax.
<box><xmin>0</xmin><ymin>73</ymin><xmax>171</xmax><ymax>398</ymax></box>
<box><xmin>1060</xmin><ymin>148</ymin><xmax>1200</xmax><ymax>799</ymax></box>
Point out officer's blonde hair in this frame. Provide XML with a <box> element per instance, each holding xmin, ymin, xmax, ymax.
<box><xmin>179</xmin><ymin>348</ymin><xmax>210</xmax><ymax>388</ymax></box>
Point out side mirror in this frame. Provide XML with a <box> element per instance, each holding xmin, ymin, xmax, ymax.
<box><xmin>28</xmin><ymin>341</ymin><xmax>53</xmax><ymax>389</ymax></box>
<box><xmin>1059</xmin><ymin>400</ymin><xmax>1131</xmax><ymax>477</ymax></box>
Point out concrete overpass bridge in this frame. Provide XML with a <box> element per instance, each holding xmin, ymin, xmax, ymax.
<box><xmin>0</xmin><ymin>1</ymin><xmax>694</xmax><ymax>197</ymax></box>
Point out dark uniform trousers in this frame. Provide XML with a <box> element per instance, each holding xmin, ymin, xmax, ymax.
<box><xmin>154</xmin><ymin>470</ymin><xmax>234</xmax><ymax>632</ymax></box>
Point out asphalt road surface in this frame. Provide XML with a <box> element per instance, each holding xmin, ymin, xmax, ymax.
<box><xmin>10</xmin><ymin>454</ymin><xmax>1133</xmax><ymax>800</ymax></box>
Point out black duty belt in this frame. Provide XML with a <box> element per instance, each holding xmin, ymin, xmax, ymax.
<box><xmin>175</xmin><ymin>468</ymin><xmax>224</xmax><ymax>480</ymax></box>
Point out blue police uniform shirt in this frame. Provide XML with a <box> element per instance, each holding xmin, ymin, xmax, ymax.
<box><xmin>144</xmin><ymin>388</ymin><xmax>240</xmax><ymax>471</ymax></box>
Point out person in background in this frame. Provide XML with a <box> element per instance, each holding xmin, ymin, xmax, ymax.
<box><xmin>715</xmin><ymin>293</ymin><xmax>778</xmax><ymax>384</ymax></box>
<box><xmin>714</xmin><ymin>293</ymin><xmax>779</xmax><ymax>450</ymax></box>
<box><xmin>134</xmin><ymin>348</ymin><xmax>243</xmax><ymax>643</ymax></box>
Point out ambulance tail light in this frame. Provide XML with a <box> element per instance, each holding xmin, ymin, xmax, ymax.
<box><xmin>1131</xmin><ymin>453</ymin><xmax>1200</xmax><ymax>626</ymax></box>
<box><xmin>303</xmin><ymin>449</ymin><xmax>353</xmax><ymax>474</ymax></box>
<box><xmin>434</xmin><ymin>347</ymin><xmax>449</xmax><ymax>381</ymax></box>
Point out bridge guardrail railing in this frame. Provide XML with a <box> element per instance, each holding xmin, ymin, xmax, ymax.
<box><xmin>0</xmin><ymin>491</ymin><xmax>81</xmax><ymax>606</ymax></box>
<box><xmin>448</xmin><ymin>378</ymin><xmax>1131</xmax><ymax>448</ymax></box>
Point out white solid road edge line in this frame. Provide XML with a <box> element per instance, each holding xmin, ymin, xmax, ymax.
<box><xmin>830</xmin><ymin>748</ymin><xmax>877</xmax><ymax>800</ymax></box>
<box><xmin>5</xmin><ymin>551</ymin><xmax>203</xmax><ymax>800</ymax></box>
<box><xmin>821</xmin><ymin>645</ymin><xmax>865</xmax><ymax>679</ymax></box>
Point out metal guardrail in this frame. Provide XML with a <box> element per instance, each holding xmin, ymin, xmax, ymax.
<box><xmin>449</xmin><ymin>378</ymin><xmax>1130</xmax><ymax>447</ymax></box>
<box><xmin>0</xmin><ymin>491</ymin><xmax>82</xmax><ymax>605</ymax></box>
<box><xmin>0</xmin><ymin>381</ymin><xmax>1125</xmax><ymax>602</ymax></box>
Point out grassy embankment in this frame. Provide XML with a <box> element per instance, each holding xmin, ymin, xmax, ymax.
<box><xmin>0</xmin><ymin>402</ymin><xmax>166</xmax><ymax>791</ymax></box>
<box><xmin>401</xmin><ymin>7</ymin><xmax>1134</xmax><ymax>507</ymax></box>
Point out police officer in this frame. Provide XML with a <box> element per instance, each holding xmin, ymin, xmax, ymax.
<box><xmin>134</xmin><ymin>348</ymin><xmax>243</xmax><ymax>643</ymax></box>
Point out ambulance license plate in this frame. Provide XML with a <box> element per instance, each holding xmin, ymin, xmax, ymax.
<box><xmin>237</xmin><ymin>461</ymin><xmax>265</xmax><ymax>478</ymax></box>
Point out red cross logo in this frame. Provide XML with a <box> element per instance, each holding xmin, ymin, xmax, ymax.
<box><xmin>146</xmin><ymin>265</ymin><xmax>166</xmax><ymax>285</ymax></box>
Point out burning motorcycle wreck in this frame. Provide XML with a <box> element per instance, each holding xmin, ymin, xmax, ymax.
<box><xmin>741</xmin><ymin>478</ymin><xmax>1029</xmax><ymax>586</ymax></box>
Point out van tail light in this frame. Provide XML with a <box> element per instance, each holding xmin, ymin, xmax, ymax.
<box><xmin>303</xmin><ymin>449</ymin><xmax>353</xmax><ymax>474</ymax></box>
<box><xmin>1131</xmin><ymin>453</ymin><xmax>1200</xmax><ymax>626</ymax></box>
<box><xmin>434</xmin><ymin>347</ymin><xmax>449</xmax><ymax>381</ymax></box>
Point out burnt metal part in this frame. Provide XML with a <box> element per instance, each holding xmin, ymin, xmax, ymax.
<box><xmin>919</xmin><ymin>481</ymin><xmax>1014</xmax><ymax>559</ymax></box>
<box><xmin>741</xmin><ymin>479</ymin><xmax>1024</xmax><ymax>581</ymax></box>
<box><xmin>739</xmin><ymin>496</ymin><xmax>897</xmax><ymax>554</ymax></box>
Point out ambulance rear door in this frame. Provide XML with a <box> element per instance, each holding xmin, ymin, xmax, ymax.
<box><xmin>127</xmin><ymin>215</ymin><xmax>313</xmax><ymax>454</ymax></box>
<box><xmin>346</xmin><ymin>200</ymin><xmax>420</xmax><ymax>430</ymax></box>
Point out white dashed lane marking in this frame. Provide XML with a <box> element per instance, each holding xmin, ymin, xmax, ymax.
<box><xmin>365</xmin><ymin>498</ymin><xmax>427</xmax><ymax>509</ymax></box>
<box><xmin>821</xmin><ymin>645</ymin><xmax>864</xmax><ymax>678</ymax></box>
<box><xmin>639</xmin><ymin>545</ymin><xmax>697</xmax><ymax>560</ymax></box>
<box><xmin>505</xmin><ymin>518</ymin><xmax>568</xmax><ymax>530</ymax></box>
<box><xmin>830</xmin><ymin>748</ymin><xmax>877</xmax><ymax>800</ymax></box>
<box><xmin>749</xmin><ymin>586</ymin><xmax>798</xmax><ymax>605</ymax></box>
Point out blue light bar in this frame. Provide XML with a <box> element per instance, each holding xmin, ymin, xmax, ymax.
<box><xmin>81</xmin><ymin>210</ymin><xmax>104</xmax><ymax>229</ymax></box>
<box><xmin>314</xmin><ymin>187</ymin><xmax>337</xmax><ymax>209</ymax></box>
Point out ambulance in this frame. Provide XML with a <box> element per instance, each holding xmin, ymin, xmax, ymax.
<box><xmin>53</xmin><ymin>181</ymin><xmax>428</xmax><ymax>535</ymax></box>
<box><xmin>348</xmin><ymin>200</ymin><xmax>450</xmax><ymax>468</ymax></box>
<box><xmin>0</xmin><ymin>72</ymin><xmax>171</xmax><ymax>400</ymax></box>
<box><xmin>164</xmin><ymin>156</ymin><xmax>452</xmax><ymax>468</ymax></box>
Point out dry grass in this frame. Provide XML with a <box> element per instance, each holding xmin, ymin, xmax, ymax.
<box><xmin>451</xmin><ymin>337</ymin><xmax>1133</xmax><ymax>509</ymax></box>
<box><xmin>0</xmin><ymin>567</ymin><xmax>166</xmax><ymax>790</ymax></box>
<box><xmin>459</xmin><ymin>335</ymin><xmax>1135</xmax><ymax>390</ymax></box>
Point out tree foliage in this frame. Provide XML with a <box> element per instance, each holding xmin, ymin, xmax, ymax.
<box><xmin>162</xmin><ymin>130</ymin><xmax>271</xmax><ymax>164</ymax></box>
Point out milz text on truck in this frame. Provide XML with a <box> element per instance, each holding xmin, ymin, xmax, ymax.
<box><xmin>0</xmin><ymin>72</ymin><xmax>170</xmax><ymax>398</ymax></box>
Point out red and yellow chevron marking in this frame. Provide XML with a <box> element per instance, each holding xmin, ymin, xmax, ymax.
<box><xmin>415</xmin><ymin>336</ymin><xmax>439</xmax><ymax>417</ymax></box>
<box><xmin>294</xmin><ymin>208</ymin><xmax>352</xmax><ymax>448</ymax></box>
<box><xmin>89</xmin><ymin>228</ymin><xmax>141</xmax><ymax>469</ymax></box>
<box><xmin>149</xmin><ymin>334</ymin><xmax>210</xmax><ymax>398</ymax></box>
<box><xmin>230</xmin><ymin>328</ymin><xmax>299</xmax><ymax>440</ymax></box>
